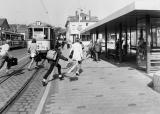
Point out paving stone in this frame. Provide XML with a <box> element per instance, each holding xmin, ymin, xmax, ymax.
<box><xmin>41</xmin><ymin>47</ymin><xmax>160</xmax><ymax>114</ymax></box>
<box><xmin>5</xmin><ymin>112</ymin><xmax>19</xmax><ymax>114</ymax></box>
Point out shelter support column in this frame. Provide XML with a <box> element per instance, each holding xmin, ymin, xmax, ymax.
<box><xmin>130</xmin><ymin>28</ymin><xmax>131</xmax><ymax>55</ymax></box>
<box><xmin>91</xmin><ymin>33</ymin><xmax>93</xmax><ymax>42</ymax></box>
<box><xmin>93</xmin><ymin>33</ymin><xmax>96</xmax><ymax>42</ymax></box>
<box><xmin>136</xmin><ymin>17</ymin><xmax>138</xmax><ymax>65</ymax></box>
<box><xmin>125</xmin><ymin>27</ymin><xmax>128</xmax><ymax>55</ymax></box>
<box><xmin>105</xmin><ymin>25</ymin><xmax>108</xmax><ymax>57</ymax></box>
<box><xmin>96</xmin><ymin>30</ymin><xmax>98</xmax><ymax>41</ymax></box>
<box><xmin>119</xmin><ymin>23</ymin><xmax>123</xmax><ymax>62</ymax></box>
<box><xmin>146</xmin><ymin>15</ymin><xmax>151</xmax><ymax>73</ymax></box>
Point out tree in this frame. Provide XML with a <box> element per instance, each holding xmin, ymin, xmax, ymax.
<box><xmin>54</xmin><ymin>27</ymin><xmax>66</xmax><ymax>38</ymax></box>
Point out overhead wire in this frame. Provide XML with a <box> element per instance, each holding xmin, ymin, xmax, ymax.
<box><xmin>39</xmin><ymin>0</ymin><xmax>52</xmax><ymax>24</ymax></box>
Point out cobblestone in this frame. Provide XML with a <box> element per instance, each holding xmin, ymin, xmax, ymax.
<box><xmin>4</xmin><ymin>61</ymin><xmax>49</xmax><ymax>114</ymax></box>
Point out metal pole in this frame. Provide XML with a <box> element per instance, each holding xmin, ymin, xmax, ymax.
<box><xmin>146</xmin><ymin>15</ymin><xmax>151</xmax><ymax>73</ymax></box>
<box><xmin>105</xmin><ymin>25</ymin><xmax>108</xmax><ymax>58</ymax></box>
<box><xmin>78</xmin><ymin>9</ymin><xmax>81</xmax><ymax>39</ymax></box>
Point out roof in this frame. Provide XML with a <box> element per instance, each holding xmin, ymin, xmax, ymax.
<box><xmin>65</xmin><ymin>12</ymin><xmax>98</xmax><ymax>27</ymax></box>
<box><xmin>28</xmin><ymin>21</ymin><xmax>53</xmax><ymax>28</ymax></box>
<box><xmin>81</xmin><ymin>0</ymin><xmax>160</xmax><ymax>33</ymax></box>
<box><xmin>67</xmin><ymin>14</ymin><xmax>98</xmax><ymax>22</ymax></box>
<box><xmin>0</xmin><ymin>18</ymin><xmax>6</xmax><ymax>26</ymax></box>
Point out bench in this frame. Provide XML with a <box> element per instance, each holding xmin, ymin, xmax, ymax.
<box><xmin>107</xmin><ymin>49</ymin><xmax>116</xmax><ymax>59</ymax></box>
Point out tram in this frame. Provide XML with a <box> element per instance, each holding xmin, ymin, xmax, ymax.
<box><xmin>0</xmin><ymin>31</ymin><xmax>25</xmax><ymax>48</ymax></box>
<box><xmin>27</xmin><ymin>21</ymin><xmax>56</xmax><ymax>54</ymax></box>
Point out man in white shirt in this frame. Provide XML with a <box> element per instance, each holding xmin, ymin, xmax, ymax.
<box><xmin>70</xmin><ymin>38</ymin><xmax>83</xmax><ymax>76</ymax></box>
<box><xmin>0</xmin><ymin>40</ymin><xmax>11</xmax><ymax>73</ymax></box>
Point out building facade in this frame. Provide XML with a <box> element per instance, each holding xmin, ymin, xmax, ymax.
<box><xmin>65</xmin><ymin>10</ymin><xmax>98</xmax><ymax>43</ymax></box>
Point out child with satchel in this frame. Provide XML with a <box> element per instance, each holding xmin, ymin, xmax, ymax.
<box><xmin>42</xmin><ymin>42</ymin><xmax>69</xmax><ymax>86</ymax></box>
<box><xmin>27</xmin><ymin>39</ymin><xmax>39</xmax><ymax>70</ymax></box>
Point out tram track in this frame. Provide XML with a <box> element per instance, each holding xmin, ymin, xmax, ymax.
<box><xmin>0</xmin><ymin>59</ymin><xmax>46</xmax><ymax>113</ymax></box>
<box><xmin>0</xmin><ymin>60</ymin><xmax>30</xmax><ymax>84</ymax></box>
<box><xmin>0</xmin><ymin>54</ymin><xmax>30</xmax><ymax>83</ymax></box>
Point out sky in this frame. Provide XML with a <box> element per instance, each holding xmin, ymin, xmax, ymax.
<box><xmin>0</xmin><ymin>0</ymin><xmax>136</xmax><ymax>28</ymax></box>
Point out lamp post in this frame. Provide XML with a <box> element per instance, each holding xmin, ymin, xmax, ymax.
<box><xmin>77</xmin><ymin>8</ymin><xmax>82</xmax><ymax>39</ymax></box>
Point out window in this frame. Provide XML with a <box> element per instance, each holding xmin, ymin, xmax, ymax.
<box><xmin>34</xmin><ymin>28</ymin><xmax>43</xmax><ymax>32</ymax></box>
<box><xmin>44</xmin><ymin>28</ymin><xmax>48</xmax><ymax>39</ymax></box>
<box><xmin>86</xmin><ymin>23</ymin><xmax>88</xmax><ymax>26</ymax></box>
<box><xmin>85</xmin><ymin>16</ymin><xmax>89</xmax><ymax>20</ymax></box>
<box><xmin>33</xmin><ymin>28</ymin><xmax>44</xmax><ymax>39</ymax></box>
<box><xmin>6</xmin><ymin>34</ymin><xmax>11</xmax><ymax>40</ymax></box>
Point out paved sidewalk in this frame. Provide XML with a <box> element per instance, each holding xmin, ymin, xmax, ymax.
<box><xmin>41</xmin><ymin>48</ymin><xmax>160</xmax><ymax>114</ymax></box>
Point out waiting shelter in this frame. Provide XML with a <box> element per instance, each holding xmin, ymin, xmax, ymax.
<box><xmin>81</xmin><ymin>0</ymin><xmax>160</xmax><ymax>73</ymax></box>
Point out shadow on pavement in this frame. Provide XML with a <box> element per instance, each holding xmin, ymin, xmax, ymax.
<box><xmin>12</xmin><ymin>68</ymin><xmax>25</xmax><ymax>76</ymax></box>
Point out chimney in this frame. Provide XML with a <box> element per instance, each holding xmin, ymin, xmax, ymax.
<box><xmin>75</xmin><ymin>11</ymin><xmax>78</xmax><ymax>17</ymax></box>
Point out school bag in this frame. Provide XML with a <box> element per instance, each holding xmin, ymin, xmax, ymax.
<box><xmin>35</xmin><ymin>54</ymin><xmax>41</xmax><ymax>62</ymax></box>
<box><xmin>69</xmin><ymin>50</ymin><xmax>74</xmax><ymax>59</ymax></box>
<box><xmin>8</xmin><ymin>57</ymin><xmax>18</xmax><ymax>66</ymax></box>
<box><xmin>46</xmin><ymin>49</ymin><xmax>57</xmax><ymax>60</ymax></box>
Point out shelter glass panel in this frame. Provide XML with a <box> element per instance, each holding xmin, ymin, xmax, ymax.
<box><xmin>151</xmin><ymin>18</ymin><xmax>160</xmax><ymax>48</ymax></box>
<box><xmin>137</xmin><ymin>19</ymin><xmax>147</xmax><ymax>67</ymax></box>
<box><xmin>151</xmin><ymin>27</ymin><xmax>160</xmax><ymax>48</ymax></box>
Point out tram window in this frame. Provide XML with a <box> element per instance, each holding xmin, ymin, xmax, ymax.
<box><xmin>21</xmin><ymin>35</ymin><xmax>24</xmax><ymax>40</ymax></box>
<box><xmin>28</xmin><ymin>28</ymin><xmax>33</xmax><ymax>39</ymax></box>
<box><xmin>44</xmin><ymin>28</ymin><xmax>48</xmax><ymax>39</ymax></box>
<box><xmin>34</xmin><ymin>28</ymin><xmax>43</xmax><ymax>31</ymax></box>
<box><xmin>17</xmin><ymin>36</ymin><xmax>21</xmax><ymax>40</ymax></box>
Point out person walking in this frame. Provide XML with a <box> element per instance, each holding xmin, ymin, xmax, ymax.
<box><xmin>27</xmin><ymin>39</ymin><xmax>39</xmax><ymax>70</ymax></box>
<box><xmin>62</xmin><ymin>38</ymin><xmax>66</xmax><ymax>49</ymax></box>
<box><xmin>93</xmin><ymin>40</ymin><xmax>101</xmax><ymax>61</ymax></box>
<box><xmin>0</xmin><ymin>40</ymin><xmax>12</xmax><ymax>73</ymax></box>
<box><xmin>42</xmin><ymin>42</ymin><xmax>69</xmax><ymax>86</ymax></box>
<box><xmin>86</xmin><ymin>40</ymin><xmax>94</xmax><ymax>59</ymax></box>
<box><xmin>93</xmin><ymin>41</ymin><xmax>101</xmax><ymax>61</ymax></box>
<box><xmin>69</xmin><ymin>38</ymin><xmax>83</xmax><ymax>76</ymax></box>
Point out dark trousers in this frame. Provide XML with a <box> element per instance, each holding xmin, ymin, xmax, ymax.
<box><xmin>98</xmin><ymin>52</ymin><xmax>101</xmax><ymax>60</ymax></box>
<box><xmin>94</xmin><ymin>51</ymin><xmax>101</xmax><ymax>61</ymax></box>
<box><xmin>0</xmin><ymin>55</ymin><xmax>11</xmax><ymax>70</ymax></box>
<box><xmin>90</xmin><ymin>50</ymin><xmax>94</xmax><ymax>58</ymax></box>
<box><xmin>43</xmin><ymin>61</ymin><xmax>61</xmax><ymax>80</ymax></box>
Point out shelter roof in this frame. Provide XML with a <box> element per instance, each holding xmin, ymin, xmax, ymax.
<box><xmin>81</xmin><ymin>0</ymin><xmax>160</xmax><ymax>33</ymax></box>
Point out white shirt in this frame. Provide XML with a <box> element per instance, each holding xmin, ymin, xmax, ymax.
<box><xmin>0</xmin><ymin>44</ymin><xmax>10</xmax><ymax>56</ymax></box>
<box><xmin>70</xmin><ymin>42</ymin><xmax>83</xmax><ymax>61</ymax></box>
<box><xmin>28</xmin><ymin>43</ymin><xmax>37</xmax><ymax>57</ymax></box>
